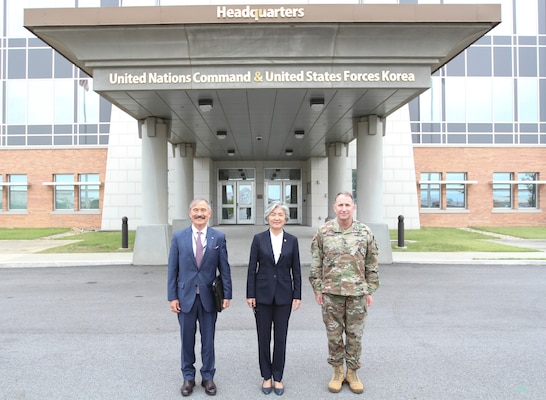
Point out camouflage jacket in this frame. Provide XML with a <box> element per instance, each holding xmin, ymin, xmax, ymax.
<box><xmin>309</xmin><ymin>219</ymin><xmax>379</xmax><ymax>297</ymax></box>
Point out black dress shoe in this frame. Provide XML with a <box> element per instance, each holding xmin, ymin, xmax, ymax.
<box><xmin>262</xmin><ymin>378</ymin><xmax>273</xmax><ymax>395</ymax></box>
<box><xmin>202</xmin><ymin>379</ymin><xmax>217</xmax><ymax>396</ymax></box>
<box><xmin>181</xmin><ymin>380</ymin><xmax>195</xmax><ymax>397</ymax></box>
<box><xmin>274</xmin><ymin>381</ymin><xmax>284</xmax><ymax>396</ymax></box>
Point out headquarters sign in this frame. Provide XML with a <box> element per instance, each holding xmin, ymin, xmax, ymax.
<box><xmin>216</xmin><ymin>5</ymin><xmax>305</xmax><ymax>21</ymax></box>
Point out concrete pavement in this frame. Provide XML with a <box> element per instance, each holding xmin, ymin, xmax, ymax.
<box><xmin>1</xmin><ymin>262</ymin><xmax>545</xmax><ymax>400</ymax></box>
<box><xmin>1</xmin><ymin>227</ymin><xmax>545</xmax><ymax>399</ymax></box>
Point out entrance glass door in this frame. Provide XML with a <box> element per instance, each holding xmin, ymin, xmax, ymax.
<box><xmin>219</xmin><ymin>178</ymin><xmax>255</xmax><ymax>224</ymax></box>
<box><xmin>265</xmin><ymin>181</ymin><xmax>301</xmax><ymax>224</ymax></box>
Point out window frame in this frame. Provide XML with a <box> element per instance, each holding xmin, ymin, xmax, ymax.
<box><xmin>54</xmin><ymin>174</ymin><xmax>75</xmax><ymax>211</ymax></box>
<box><xmin>419</xmin><ymin>172</ymin><xmax>476</xmax><ymax>211</ymax></box>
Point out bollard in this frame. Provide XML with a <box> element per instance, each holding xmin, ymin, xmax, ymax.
<box><xmin>122</xmin><ymin>216</ymin><xmax>129</xmax><ymax>249</ymax></box>
<box><xmin>397</xmin><ymin>215</ymin><xmax>405</xmax><ymax>248</ymax></box>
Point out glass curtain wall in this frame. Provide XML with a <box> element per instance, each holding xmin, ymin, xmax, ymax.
<box><xmin>409</xmin><ymin>0</ymin><xmax>546</xmax><ymax>146</ymax></box>
<box><xmin>1</xmin><ymin>0</ymin><xmax>113</xmax><ymax>149</ymax></box>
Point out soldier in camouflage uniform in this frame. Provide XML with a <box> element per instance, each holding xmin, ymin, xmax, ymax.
<box><xmin>309</xmin><ymin>192</ymin><xmax>379</xmax><ymax>394</ymax></box>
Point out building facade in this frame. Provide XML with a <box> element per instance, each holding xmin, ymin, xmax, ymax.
<box><xmin>1</xmin><ymin>0</ymin><xmax>544</xmax><ymax>236</ymax></box>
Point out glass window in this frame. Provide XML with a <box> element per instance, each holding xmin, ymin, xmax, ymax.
<box><xmin>28</xmin><ymin>80</ymin><xmax>54</xmax><ymax>124</ymax></box>
<box><xmin>54</xmin><ymin>174</ymin><xmax>75</xmax><ymax>210</ymax></box>
<box><xmin>77</xmin><ymin>80</ymin><xmax>100</xmax><ymax>124</ymax></box>
<box><xmin>446</xmin><ymin>173</ymin><xmax>466</xmax><ymax>209</ymax></box>
<box><xmin>517</xmin><ymin>78</ymin><xmax>539</xmax><ymax>122</ymax></box>
<box><xmin>54</xmin><ymin>53</ymin><xmax>74</xmax><ymax>78</ymax></box>
<box><xmin>493</xmin><ymin>78</ymin><xmax>514</xmax><ymax>122</ymax></box>
<box><xmin>419</xmin><ymin>77</ymin><xmax>442</xmax><ymax>122</ymax></box>
<box><xmin>540</xmin><ymin>48</ymin><xmax>546</xmax><ymax>77</ymax></box>
<box><xmin>518</xmin><ymin>47</ymin><xmax>537</xmax><ymax>77</ymax></box>
<box><xmin>79</xmin><ymin>174</ymin><xmax>100</xmax><ymax>210</ymax></box>
<box><xmin>420</xmin><ymin>172</ymin><xmax>441</xmax><ymax>208</ymax></box>
<box><xmin>446</xmin><ymin>52</ymin><xmax>465</xmax><ymax>76</ymax></box>
<box><xmin>28</xmin><ymin>49</ymin><xmax>53</xmax><ymax>79</ymax></box>
<box><xmin>541</xmin><ymin>79</ymin><xmax>546</xmax><ymax>121</ymax></box>
<box><xmin>8</xmin><ymin>49</ymin><xmax>26</xmax><ymax>79</ymax></box>
<box><xmin>264</xmin><ymin>169</ymin><xmax>301</xmax><ymax>181</ymax></box>
<box><xmin>445</xmin><ymin>78</ymin><xmax>466</xmax><ymax>122</ymax></box>
<box><xmin>467</xmin><ymin>77</ymin><xmax>492</xmax><ymax>122</ymax></box>
<box><xmin>27</xmin><ymin>0</ymin><xmax>76</xmax><ymax>8</ymax></box>
<box><xmin>467</xmin><ymin>47</ymin><xmax>492</xmax><ymax>76</ymax></box>
<box><xmin>218</xmin><ymin>169</ymin><xmax>255</xmax><ymax>181</ymax></box>
<box><xmin>517</xmin><ymin>172</ymin><xmax>538</xmax><ymax>208</ymax></box>
<box><xmin>54</xmin><ymin>80</ymin><xmax>75</xmax><ymax>124</ymax></box>
<box><xmin>6</xmin><ymin>80</ymin><xmax>27</xmax><ymax>124</ymax></box>
<box><xmin>493</xmin><ymin>47</ymin><xmax>512</xmax><ymax>76</ymax></box>
<box><xmin>515</xmin><ymin>0</ymin><xmax>538</xmax><ymax>36</ymax></box>
<box><xmin>8</xmin><ymin>175</ymin><xmax>27</xmax><ymax>210</ymax></box>
<box><xmin>493</xmin><ymin>172</ymin><xmax>513</xmax><ymax>208</ymax></box>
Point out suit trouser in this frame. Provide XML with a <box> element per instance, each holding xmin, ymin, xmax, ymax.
<box><xmin>178</xmin><ymin>294</ymin><xmax>218</xmax><ymax>381</ymax></box>
<box><xmin>255</xmin><ymin>302</ymin><xmax>292</xmax><ymax>382</ymax></box>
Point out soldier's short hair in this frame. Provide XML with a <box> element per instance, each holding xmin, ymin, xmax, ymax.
<box><xmin>334</xmin><ymin>191</ymin><xmax>354</xmax><ymax>203</ymax></box>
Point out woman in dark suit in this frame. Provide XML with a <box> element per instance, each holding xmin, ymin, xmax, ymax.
<box><xmin>246</xmin><ymin>201</ymin><xmax>302</xmax><ymax>396</ymax></box>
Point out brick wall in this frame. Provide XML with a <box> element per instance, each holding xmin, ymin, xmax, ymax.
<box><xmin>0</xmin><ymin>148</ymin><xmax>107</xmax><ymax>229</ymax></box>
<box><xmin>414</xmin><ymin>147</ymin><xmax>546</xmax><ymax>227</ymax></box>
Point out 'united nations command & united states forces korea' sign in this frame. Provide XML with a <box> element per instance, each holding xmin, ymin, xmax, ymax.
<box><xmin>93</xmin><ymin>66</ymin><xmax>430</xmax><ymax>91</ymax></box>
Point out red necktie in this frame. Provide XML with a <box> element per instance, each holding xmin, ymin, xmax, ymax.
<box><xmin>195</xmin><ymin>231</ymin><xmax>203</xmax><ymax>267</ymax></box>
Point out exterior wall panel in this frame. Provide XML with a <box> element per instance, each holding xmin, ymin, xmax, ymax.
<box><xmin>0</xmin><ymin>149</ymin><xmax>107</xmax><ymax>228</ymax></box>
<box><xmin>414</xmin><ymin>147</ymin><xmax>546</xmax><ymax>227</ymax></box>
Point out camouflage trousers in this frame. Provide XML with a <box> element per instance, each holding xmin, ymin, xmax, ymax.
<box><xmin>321</xmin><ymin>293</ymin><xmax>367</xmax><ymax>370</ymax></box>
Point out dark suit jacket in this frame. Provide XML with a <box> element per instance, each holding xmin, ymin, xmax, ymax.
<box><xmin>246</xmin><ymin>229</ymin><xmax>301</xmax><ymax>305</ymax></box>
<box><xmin>167</xmin><ymin>226</ymin><xmax>232</xmax><ymax>313</ymax></box>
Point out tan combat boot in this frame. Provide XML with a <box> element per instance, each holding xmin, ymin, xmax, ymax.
<box><xmin>345</xmin><ymin>368</ymin><xmax>364</xmax><ymax>394</ymax></box>
<box><xmin>328</xmin><ymin>365</ymin><xmax>345</xmax><ymax>393</ymax></box>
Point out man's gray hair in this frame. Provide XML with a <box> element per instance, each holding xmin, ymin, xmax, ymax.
<box><xmin>264</xmin><ymin>201</ymin><xmax>290</xmax><ymax>222</ymax></box>
<box><xmin>188</xmin><ymin>198</ymin><xmax>211</xmax><ymax>211</ymax></box>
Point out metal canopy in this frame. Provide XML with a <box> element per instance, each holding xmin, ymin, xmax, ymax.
<box><xmin>25</xmin><ymin>4</ymin><xmax>500</xmax><ymax>161</ymax></box>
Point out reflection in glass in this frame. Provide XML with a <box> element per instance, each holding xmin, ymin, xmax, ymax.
<box><xmin>222</xmin><ymin>207</ymin><xmax>234</xmax><ymax>220</ymax></box>
<box><xmin>517</xmin><ymin>172</ymin><xmax>537</xmax><ymax>208</ymax></box>
<box><xmin>80</xmin><ymin>173</ymin><xmax>100</xmax><ymax>210</ymax></box>
<box><xmin>265</xmin><ymin>168</ymin><xmax>301</xmax><ymax>180</ymax></box>
<box><xmin>8</xmin><ymin>174</ymin><xmax>27</xmax><ymax>210</ymax></box>
<box><xmin>55</xmin><ymin>174</ymin><xmax>74</xmax><ymax>210</ymax></box>
<box><xmin>446</xmin><ymin>172</ymin><xmax>466</xmax><ymax>208</ymax></box>
<box><xmin>420</xmin><ymin>172</ymin><xmax>441</xmax><ymax>208</ymax></box>
<box><xmin>493</xmin><ymin>172</ymin><xmax>512</xmax><ymax>208</ymax></box>
<box><xmin>222</xmin><ymin>185</ymin><xmax>234</xmax><ymax>205</ymax></box>
<box><xmin>285</xmin><ymin>185</ymin><xmax>298</xmax><ymax>204</ymax></box>
<box><xmin>268</xmin><ymin>184</ymin><xmax>281</xmax><ymax>203</ymax></box>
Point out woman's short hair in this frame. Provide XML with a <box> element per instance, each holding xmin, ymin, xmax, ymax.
<box><xmin>264</xmin><ymin>201</ymin><xmax>290</xmax><ymax>222</ymax></box>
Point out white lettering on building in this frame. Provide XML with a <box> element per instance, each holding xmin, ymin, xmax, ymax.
<box><xmin>107</xmin><ymin>69</ymin><xmax>417</xmax><ymax>86</ymax></box>
<box><xmin>109</xmin><ymin>72</ymin><xmax>147</xmax><ymax>84</ymax></box>
<box><xmin>148</xmin><ymin>72</ymin><xmax>191</xmax><ymax>84</ymax></box>
<box><xmin>217</xmin><ymin>6</ymin><xmax>304</xmax><ymax>21</ymax></box>
<box><xmin>193</xmin><ymin>72</ymin><xmax>252</xmax><ymax>83</ymax></box>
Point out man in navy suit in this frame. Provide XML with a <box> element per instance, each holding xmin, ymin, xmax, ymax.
<box><xmin>246</xmin><ymin>202</ymin><xmax>302</xmax><ymax>396</ymax></box>
<box><xmin>168</xmin><ymin>198</ymin><xmax>232</xmax><ymax>397</ymax></box>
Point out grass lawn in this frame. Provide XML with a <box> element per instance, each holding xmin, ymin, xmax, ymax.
<box><xmin>470</xmin><ymin>226</ymin><xmax>546</xmax><ymax>239</ymax></box>
<box><xmin>0</xmin><ymin>228</ymin><xmax>71</xmax><ymax>240</ymax></box>
<box><xmin>39</xmin><ymin>231</ymin><xmax>136</xmax><ymax>253</ymax></box>
<box><xmin>0</xmin><ymin>227</ymin><xmax>542</xmax><ymax>253</ymax></box>
<box><xmin>390</xmin><ymin>227</ymin><xmax>541</xmax><ymax>252</ymax></box>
